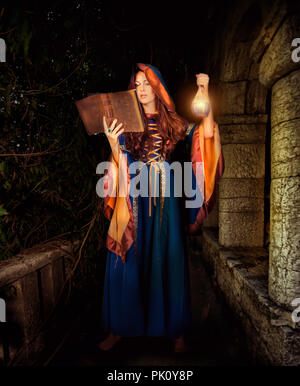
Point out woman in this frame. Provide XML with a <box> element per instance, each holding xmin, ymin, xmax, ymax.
<box><xmin>99</xmin><ymin>63</ymin><xmax>224</xmax><ymax>353</ymax></box>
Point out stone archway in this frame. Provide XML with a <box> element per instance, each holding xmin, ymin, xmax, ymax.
<box><xmin>259</xmin><ymin>13</ymin><xmax>300</xmax><ymax>310</ymax></box>
<box><xmin>200</xmin><ymin>0</ymin><xmax>300</xmax><ymax>365</ymax></box>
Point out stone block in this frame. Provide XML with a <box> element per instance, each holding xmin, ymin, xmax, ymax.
<box><xmin>259</xmin><ymin>14</ymin><xmax>300</xmax><ymax>88</ymax></box>
<box><xmin>271</xmin><ymin>70</ymin><xmax>300</xmax><ymax>128</ymax></box>
<box><xmin>249</xmin><ymin>1</ymin><xmax>287</xmax><ymax>64</ymax></box>
<box><xmin>217</xmin><ymin>114</ymin><xmax>268</xmax><ymax>125</ymax></box>
<box><xmin>271</xmin><ymin>118</ymin><xmax>300</xmax><ymax>178</ymax></box>
<box><xmin>52</xmin><ymin>257</ymin><xmax>65</xmax><ymax>303</ymax></box>
<box><xmin>246</xmin><ymin>79</ymin><xmax>268</xmax><ymax>114</ymax></box>
<box><xmin>220</xmin><ymin>123</ymin><xmax>266</xmax><ymax>144</ymax></box>
<box><xmin>5</xmin><ymin>273</ymin><xmax>43</xmax><ymax>363</ymax></box>
<box><xmin>219</xmin><ymin>178</ymin><xmax>264</xmax><ymax>199</ymax></box>
<box><xmin>219</xmin><ymin>197</ymin><xmax>264</xmax><ymax>212</ymax></box>
<box><xmin>269</xmin><ymin>176</ymin><xmax>300</xmax><ymax>309</ymax></box>
<box><xmin>219</xmin><ymin>81</ymin><xmax>247</xmax><ymax>115</ymax></box>
<box><xmin>39</xmin><ymin>264</ymin><xmax>55</xmax><ymax>322</ymax></box>
<box><xmin>0</xmin><ymin>240</ymin><xmax>77</xmax><ymax>288</ymax></box>
<box><xmin>221</xmin><ymin>42</ymin><xmax>252</xmax><ymax>82</ymax></box>
<box><xmin>219</xmin><ymin>210</ymin><xmax>264</xmax><ymax>247</ymax></box>
<box><xmin>222</xmin><ymin>144</ymin><xmax>265</xmax><ymax>178</ymax></box>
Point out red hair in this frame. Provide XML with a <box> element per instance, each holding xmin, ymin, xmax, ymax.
<box><xmin>123</xmin><ymin>68</ymin><xmax>187</xmax><ymax>161</ymax></box>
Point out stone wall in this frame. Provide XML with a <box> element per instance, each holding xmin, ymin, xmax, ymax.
<box><xmin>202</xmin><ymin>229</ymin><xmax>300</xmax><ymax>366</ymax></box>
<box><xmin>205</xmin><ymin>0</ymin><xmax>270</xmax><ymax>247</ymax></box>
<box><xmin>0</xmin><ymin>240</ymin><xmax>79</xmax><ymax>365</ymax></box>
<box><xmin>258</xmin><ymin>12</ymin><xmax>300</xmax><ymax>310</ymax></box>
<box><xmin>217</xmin><ymin>115</ymin><xmax>267</xmax><ymax>247</ymax></box>
<box><xmin>200</xmin><ymin>0</ymin><xmax>300</xmax><ymax>365</ymax></box>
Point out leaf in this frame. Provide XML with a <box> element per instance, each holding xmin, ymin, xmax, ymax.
<box><xmin>0</xmin><ymin>206</ymin><xmax>8</xmax><ymax>216</ymax></box>
<box><xmin>0</xmin><ymin>162</ymin><xmax>5</xmax><ymax>173</ymax></box>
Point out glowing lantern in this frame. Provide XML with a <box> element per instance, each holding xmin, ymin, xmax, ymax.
<box><xmin>191</xmin><ymin>74</ymin><xmax>210</xmax><ymax>117</ymax></box>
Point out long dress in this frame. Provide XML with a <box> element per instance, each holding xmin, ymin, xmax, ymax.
<box><xmin>100</xmin><ymin>114</ymin><xmax>225</xmax><ymax>339</ymax></box>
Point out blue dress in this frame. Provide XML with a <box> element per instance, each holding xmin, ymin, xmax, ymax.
<box><xmin>101</xmin><ymin>116</ymin><xmax>193</xmax><ymax>339</ymax></box>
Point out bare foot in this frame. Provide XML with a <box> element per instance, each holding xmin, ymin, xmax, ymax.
<box><xmin>173</xmin><ymin>335</ymin><xmax>188</xmax><ymax>353</ymax></box>
<box><xmin>98</xmin><ymin>332</ymin><xmax>122</xmax><ymax>351</ymax></box>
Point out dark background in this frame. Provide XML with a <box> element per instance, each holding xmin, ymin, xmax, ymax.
<box><xmin>0</xmin><ymin>0</ymin><xmax>228</xmax><ymax>290</ymax></box>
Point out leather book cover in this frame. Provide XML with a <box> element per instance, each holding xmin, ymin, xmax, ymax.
<box><xmin>75</xmin><ymin>89</ymin><xmax>146</xmax><ymax>135</ymax></box>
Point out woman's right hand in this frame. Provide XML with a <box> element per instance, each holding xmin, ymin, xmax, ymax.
<box><xmin>103</xmin><ymin>116</ymin><xmax>124</xmax><ymax>148</ymax></box>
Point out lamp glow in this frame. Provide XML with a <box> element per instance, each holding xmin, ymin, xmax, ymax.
<box><xmin>192</xmin><ymin>99</ymin><xmax>210</xmax><ymax>116</ymax></box>
<box><xmin>192</xmin><ymin>74</ymin><xmax>211</xmax><ymax>117</ymax></box>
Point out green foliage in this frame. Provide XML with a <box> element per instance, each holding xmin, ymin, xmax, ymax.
<box><xmin>0</xmin><ymin>2</ymin><xmax>112</xmax><ymax>289</ymax></box>
<box><xmin>0</xmin><ymin>0</ymin><xmax>204</xmax><ymax>289</ymax></box>
<box><xmin>0</xmin><ymin>206</ymin><xmax>8</xmax><ymax>216</ymax></box>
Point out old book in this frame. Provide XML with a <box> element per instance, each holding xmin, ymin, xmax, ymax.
<box><xmin>75</xmin><ymin>89</ymin><xmax>146</xmax><ymax>135</ymax></box>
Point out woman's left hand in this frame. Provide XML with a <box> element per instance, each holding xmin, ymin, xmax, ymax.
<box><xmin>196</xmin><ymin>73</ymin><xmax>209</xmax><ymax>96</ymax></box>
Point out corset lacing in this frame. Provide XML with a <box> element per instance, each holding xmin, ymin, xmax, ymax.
<box><xmin>141</xmin><ymin>118</ymin><xmax>164</xmax><ymax>217</ymax></box>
